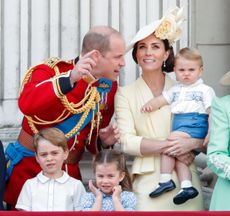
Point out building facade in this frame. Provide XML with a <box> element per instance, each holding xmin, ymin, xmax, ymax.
<box><xmin>0</xmin><ymin>0</ymin><xmax>230</xmax><ymax>142</ymax></box>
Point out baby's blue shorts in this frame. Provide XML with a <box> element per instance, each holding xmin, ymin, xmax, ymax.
<box><xmin>172</xmin><ymin>112</ymin><xmax>208</xmax><ymax>139</ymax></box>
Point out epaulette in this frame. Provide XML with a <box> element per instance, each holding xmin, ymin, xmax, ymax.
<box><xmin>42</xmin><ymin>57</ymin><xmax>62</xmax><ymax>68</ymax></box>
<box><xmin>20</xmin><ymin>57</ymin><xmax>72</xmax><ymax>94</ymax></box>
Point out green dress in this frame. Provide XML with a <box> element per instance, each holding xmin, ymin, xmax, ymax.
<box><xmin>207</xmin><ymin>96</ymin><xmax>230</xmax><ymax>211</ymax></box>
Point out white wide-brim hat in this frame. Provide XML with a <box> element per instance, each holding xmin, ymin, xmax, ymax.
<box><xmin>220</xmin><ymin>70</ymin><xmax>230</xmax><ymax>86</ymax></box>
<box><xmin>126</xmin><ymin>6</ymin><xmax>185</xmax><ymax>53</ymax></box>
<box><xmin>126</xmin><ymin>20</ymin><xmax>161</xmax><ymax>52</ymax></box>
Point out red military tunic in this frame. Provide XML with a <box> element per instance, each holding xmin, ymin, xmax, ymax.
<box><xmin>4</xmin><ymin>57</ymin><xmax>117</xmax><ymax>207</ymax></box>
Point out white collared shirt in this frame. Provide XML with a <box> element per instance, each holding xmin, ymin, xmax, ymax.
<box><xmin>16</xmin><ymin>171</ymin><xmax>86</xmax><ymax>211</ymax></box>
<box><xmin>162</xmin><ymin>79</ymin><xmax>215</xmax><ymax>114</ymax></box>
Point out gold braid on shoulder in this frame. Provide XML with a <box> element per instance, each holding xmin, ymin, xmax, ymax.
<box><xmin>21</xmin><ymin>57</ymin><xmax>101</xmax><ymax>142</ymax></box>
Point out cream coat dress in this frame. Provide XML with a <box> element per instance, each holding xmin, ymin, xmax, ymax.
<box><xmin>115</xmin><ymin>75</ymin><xmax>204</xmax><ymax>211</ymax></box>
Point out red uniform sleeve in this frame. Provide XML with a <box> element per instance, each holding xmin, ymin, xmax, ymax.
<box><xmin>18</xmin><ymin>64</ymin><xmax>67</xmax><ymax>116</ymax></box>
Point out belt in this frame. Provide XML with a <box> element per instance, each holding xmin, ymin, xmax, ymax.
<box><xmin>18</xmin><ymin>129</ymin><xmax>35</xmax><ymax>151</ymax></box>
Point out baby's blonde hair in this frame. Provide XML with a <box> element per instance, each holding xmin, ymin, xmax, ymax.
<box><xmin>175</xmin><ymin>47</ymin><xmax>203</xmax><ymax>67</ymax></box>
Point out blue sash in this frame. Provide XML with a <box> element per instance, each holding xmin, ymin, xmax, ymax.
<box><xmin>55</xmin><ymin>103</ymin><xmax>99</xmax><ymax>140</ymax></box>
<box><xmin>5</xmin><ymin>141</ymin><xmax>34</xmax><ymax>181</ymax></box>
<box><xmin>55</xmin><ymin>78</ymin><xmax>112</xmax><ymax>139</ymax></box>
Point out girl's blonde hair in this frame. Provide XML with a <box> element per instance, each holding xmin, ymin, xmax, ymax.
<box><xmin>175</xmin><ymin>47</ymin><xmax>203</xmax><ymax>66</ymax></box>
<box><xmin>33</xmin><ymin>128</ymin><xmax>67</xmax><ymax>152</ymax></box>
<box><xmin>92</xmin><ymin>149</ymin><xmax>133</xmax><ymax>191</ymax></box>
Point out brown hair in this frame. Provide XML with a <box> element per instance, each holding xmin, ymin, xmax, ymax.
<box><xmin>175</xmin><ymin>47</ymin><xmax>203</xmax><ymax>66</ymax></box>
<box><xmin>132</xmin><ymin>37</ymin><xmax>175</xmax><ymax>72</ymax></box>
<box><xmin>33</xmin><ymin>128</ymin><xmax>67</xmax><ymax>152</ymax></box>
<box><xmin>82</xmin><ymin>26</ymin><xmax>121</xmax><ymax>56</ymax></box>
<box><xmin>92</xmin><ymin>149</ymin><xmax>133</xmax><ymax>191</ymax></box>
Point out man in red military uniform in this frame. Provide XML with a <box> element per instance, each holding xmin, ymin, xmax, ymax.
<box><xmin>4</xmin><ymin>26</ymin><xmax>125</xmax><ymax>209</ymax></box>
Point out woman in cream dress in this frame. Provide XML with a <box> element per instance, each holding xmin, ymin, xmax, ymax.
<box><xmin>115</xmin><ymin>7</ymin><xmax>204</xmax><ymax>211</ymax></box>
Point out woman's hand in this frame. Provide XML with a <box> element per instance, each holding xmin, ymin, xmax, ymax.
<box><xmin>162</xmin><ymin>134</ymin><xmax>204</xmax><ymax>166</ymax></box>
<box><xmin>164</xmin><ymin>136</ymin><xmax>193</xmax><ymax>156</ymax></box>
<box><xmin>163</xmin><ymin>135</ymin><xmax>203</xmax><ymax>157</ymax></box>
<box><xmin>176</xmin><ymin>152</ymin><xmax>195</xmax><ymax>166</ymax></box>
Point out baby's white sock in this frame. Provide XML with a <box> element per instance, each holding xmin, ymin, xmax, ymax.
<box><xmin>181</xmin><ymin>180</ymin><xmax>192</xmax><ymax>188</ymax></box>
<box><xmin>159</xmin><ymin>174</ymin><xmax>172</xmax><ymax>183</ymax></box>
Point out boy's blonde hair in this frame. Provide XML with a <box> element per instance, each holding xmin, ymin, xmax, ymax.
<box><xmin>33</xmin><ymin>128</ymin><xmax>67</xmax><ymax>152</ymax></box>
<box><xmin>175</xmin><ymin>47</ymin><xmax>203</xmax><ymax>67</ymax></box>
